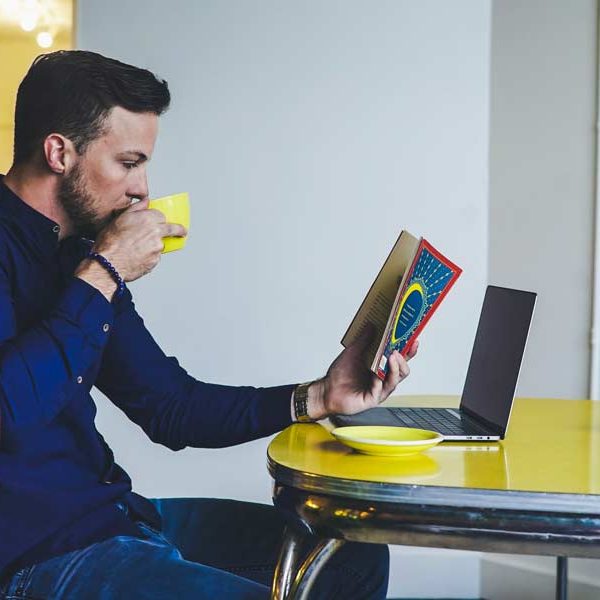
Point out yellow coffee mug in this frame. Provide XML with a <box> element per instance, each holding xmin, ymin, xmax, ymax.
<box><xmin>148</xmin><ymin>192</ymin><xmax>190</xmax><ymax>253</ymax></box>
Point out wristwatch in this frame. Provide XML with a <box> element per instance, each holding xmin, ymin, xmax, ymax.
<box><xmin>293</xmin><ymin>381</ymin><xmax>313</xmax><ymax>423</ymax></box>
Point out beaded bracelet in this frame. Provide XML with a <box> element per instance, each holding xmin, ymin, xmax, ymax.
<box><xmin>87</xmin><ymin>251</ymin><xmax>125</xmax><ymax>298</ymax></box>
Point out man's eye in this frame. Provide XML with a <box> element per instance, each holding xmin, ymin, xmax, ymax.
<box><xmin>123</xmin><ymin>162</ymin><xmax>138</xmax><ymax>170</ymax></box>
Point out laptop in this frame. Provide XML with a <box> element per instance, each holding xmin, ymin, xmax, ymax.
<box><xmin>330</xmin><ymin>285</ymin><xmax>537</xmax><ymax>441</ymax></box>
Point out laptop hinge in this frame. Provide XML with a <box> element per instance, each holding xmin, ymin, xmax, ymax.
<box><xmin>460</xmin><ymin>405</ymin><xmax>505</xmax><ymax>438</ymax></box>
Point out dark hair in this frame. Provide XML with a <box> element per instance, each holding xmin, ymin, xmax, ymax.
<box><xmin>13</xmin><ymin>50</ymin><xmax>170</xmax><ymax>165</ymax></box>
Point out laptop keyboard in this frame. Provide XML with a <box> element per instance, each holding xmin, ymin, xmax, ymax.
<box><xmin>388</xmin><ymin>407</ymin><xmax>485</xmax><ymax>436</ymax></box>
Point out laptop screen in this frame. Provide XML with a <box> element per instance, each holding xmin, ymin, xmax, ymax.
<box><xmin>460</xmin><ymin>285</ymin><xmax>537</xmax><ymax>435</ymax></box>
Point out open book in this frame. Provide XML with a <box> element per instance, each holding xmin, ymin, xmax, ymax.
<box><xmin>342</xmin><ymin>231</ymin><xmax>462</xmax><ymax>380</ymax></box>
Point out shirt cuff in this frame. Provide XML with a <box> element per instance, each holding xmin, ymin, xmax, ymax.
<box><xmin>58</xmin><ymin>277</ymin><xmax>115</xmax><ymax>347</ymax></box>
<box><xmin>259</xmin><ymin>384</ymin><xmax>297</xmax><ymax>432</ymax></box>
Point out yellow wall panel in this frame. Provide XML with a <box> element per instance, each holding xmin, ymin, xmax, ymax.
<box><xmin>0</xmin><ymin>2</ymin><xmax>73</xmax><ymax>173</ymax></box>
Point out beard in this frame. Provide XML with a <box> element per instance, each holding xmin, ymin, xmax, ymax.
<box><xmin>58</xmin><ymin>164</ymin><xmax>126</xmax><ymax>240</ymax></box>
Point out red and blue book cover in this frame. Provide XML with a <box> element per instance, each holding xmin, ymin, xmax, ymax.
<box><xmin>376</xmin><ymin>239</ymin><xmax>462</xmax><ymax>380</ymax></box>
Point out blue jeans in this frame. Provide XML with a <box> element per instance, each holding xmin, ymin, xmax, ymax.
<box><xmin>0</xmin><ymin>498</ymin><xmax>389</xmax><ymax>599</ymax></box>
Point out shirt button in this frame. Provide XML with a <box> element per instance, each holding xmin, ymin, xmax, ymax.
<box><xmin>76</xmin><ymin>376</ymin><xmax>83</xmax><ymax>384</ymax></box>
<box><xmin>102</xmin><ymin>323</ymin><xmax>110</xmax><ymax>333</ymax></box>
<box><xmin>52</xmin><ymin>224</ymin><xmax>60</xmax><ymax>234</ymax></box>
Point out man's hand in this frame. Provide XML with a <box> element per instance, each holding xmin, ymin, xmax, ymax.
<box><xmin>75</xmin><ymin>199</ymin><xmax>187</xmax><ymax>300</ymax></box>
<box><xmin>305</xmin><ymin>328</ymin><xmax>419</xmax><ymax>421</ymax></box>
<box><xmin>91</xmin><ymin>199</ymin><xmax>187</xmax><ymax>281</ymax></box>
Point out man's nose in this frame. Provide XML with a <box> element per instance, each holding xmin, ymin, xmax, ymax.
<box><xmin>128</xmin><ymin>169</ymin><xmax>149</xmax><ymax>201</ymax></box>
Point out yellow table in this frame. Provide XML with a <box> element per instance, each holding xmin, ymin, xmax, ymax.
<box><xmin>267</xmin><ymin>396</ymin><xmax>600</xmax><ymax>600</ymax></box>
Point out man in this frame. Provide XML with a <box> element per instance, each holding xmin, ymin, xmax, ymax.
<box><xmin>0</xmin><ymin>51</ymin><xmax>417</xmax><ymax>599</ymax></box>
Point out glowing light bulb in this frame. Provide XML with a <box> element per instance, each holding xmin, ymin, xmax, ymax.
<box><xmin>20</xmin><ymin>14</ymin><xmax>37</xmax><ymax>31</ymax></box>
<box><xmin>36</xmin><ymin>31</ymin><xmax>53</xmax><ymax>48</ymax></box>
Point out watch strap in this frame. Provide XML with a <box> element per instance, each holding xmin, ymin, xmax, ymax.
<box><xmin>293</xmin><ymin>381</ymin><xmax>313</xmax><ymax>423</ymax></box>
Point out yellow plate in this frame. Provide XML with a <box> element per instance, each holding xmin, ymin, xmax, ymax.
<box><xmin>331</xmin><ymin>426</ymin><xmax>443</xmax><ymax>457</ymax></box>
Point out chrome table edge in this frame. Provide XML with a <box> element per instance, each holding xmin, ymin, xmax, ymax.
<box><xmin>267</xmin><ymin>456</ymin><xmax>600</xmax><ymax>515</ymax></box>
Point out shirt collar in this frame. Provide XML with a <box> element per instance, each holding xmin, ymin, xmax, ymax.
<box><xmin>0</xmin><ymin>175</ymin><xmax>64</xmax><ymax>253</ymax></box>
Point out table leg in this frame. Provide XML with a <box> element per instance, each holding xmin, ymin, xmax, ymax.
<box><xmin>271</xmin><ymin>525</ymin><xmax>344</xmax><ymax>600</ymax></box>
<box><xmin>556</xmin><ymin>556</ymin><xmax>568</xmax><ymax>600</ymax></box>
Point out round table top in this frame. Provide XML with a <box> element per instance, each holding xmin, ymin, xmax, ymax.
<box><xmin>267</xmin><ymin>396</ymin><xmax>600</xmax><ymax>513</ymax></box>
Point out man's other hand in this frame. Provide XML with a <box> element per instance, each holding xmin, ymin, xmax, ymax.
<box><xmin>305</xmin><ymin>327</ymin><xmax>419</xmax><ymax>421</ymax></box>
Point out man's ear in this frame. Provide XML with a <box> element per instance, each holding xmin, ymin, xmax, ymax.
<box><xmin>43</xmin><ymin>134</ymin><xmax>77</xmax><ymax>174</ymax></box>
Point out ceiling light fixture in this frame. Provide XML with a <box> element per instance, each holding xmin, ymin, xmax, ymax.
<box><xmin>1</xmin><ymin>1</ymin><xmax>66</xmax><ymax>44</ymax></box>
<box><xmin>36</xmin><ymin>30</ymin><xmax>52</xmax><ymax>47</ymax></box>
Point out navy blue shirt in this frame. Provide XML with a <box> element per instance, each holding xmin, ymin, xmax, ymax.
<box><xmin>0</xmin><ymin>177</ymin><xmax>294</xmax><ymax>578</ymax></box>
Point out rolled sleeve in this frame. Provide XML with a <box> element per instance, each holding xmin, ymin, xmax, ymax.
<box><xmin>62</xmin><ymin>277</ymin><xmax>115</xmax><ymax>347</ymax></box>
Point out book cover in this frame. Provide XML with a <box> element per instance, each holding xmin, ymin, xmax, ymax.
<box><xmin>375</xmin><ymin>238</ymin><xmax>462</xmax><ymax>379</ymax></box>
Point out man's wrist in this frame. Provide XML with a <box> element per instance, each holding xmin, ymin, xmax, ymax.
<box><xmin>307</xmin><ymin>378</ymin><xmax>327</xmax><ymax>420</ymax></box>
<box><xmin>75</xmin><ymin>259</ymin><xmax>118</xmax><ymax>302</ymax></box>
<box><xmin>291</xmin><ymin>379</ymin><xmax>327</xmax><ymax>422</ymax></box>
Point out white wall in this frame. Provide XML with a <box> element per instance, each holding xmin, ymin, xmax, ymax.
<box><xmin>487</xmin><ymin>0</ymin><xmax>599</xmax><ymax>596</ymax></box>
<box><xmin>482</xmin><ymin>554</ymin><xmax>600</xmax><ymax>599</ymax></box>
<box><xmin>489</xmin><ymin>0</ymin><xmax>597</xmax><ymax>399</ymax></box>
<box><xmin>78</xmin><ymin>0</ymin><xmax>490</xmax><ymax>507</ymax></box>
<box><xmin>78</xmin><ymin>1</ymin><xmax>490</xmax><ymax>597</ymax></box>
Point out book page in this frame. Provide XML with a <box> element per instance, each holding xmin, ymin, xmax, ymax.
<box><xmin>353</xmin><ymin>288</ymin><xmax>396</xmax><ymax>366</ymax></box>
<box><xmin>342</xmin><ymin>230</ymin><xmax>419</xmax><ymax>366</ymax></box>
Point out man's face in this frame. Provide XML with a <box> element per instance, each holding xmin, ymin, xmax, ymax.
<box><xmin>58</xmin><ymin>106</ymin><xmax>158</xmax><ymax>238</ymax></box>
